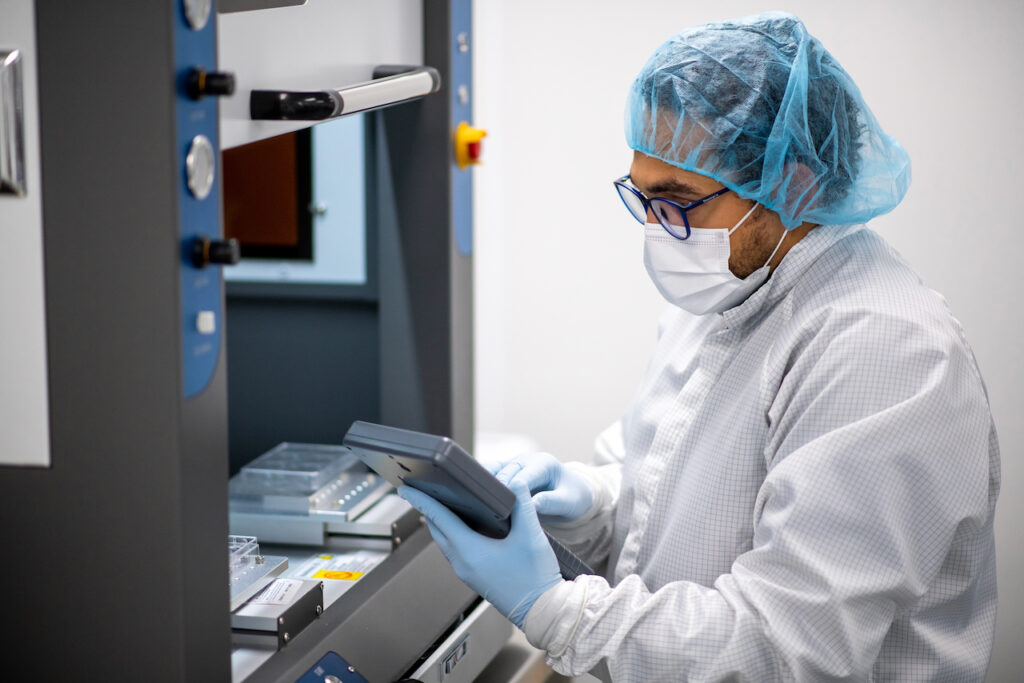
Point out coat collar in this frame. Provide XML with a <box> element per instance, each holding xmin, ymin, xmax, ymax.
<box><xmin>720</xmin><ymin>224</ymin><xmax>865</xmax><ymax>327</ymax></box>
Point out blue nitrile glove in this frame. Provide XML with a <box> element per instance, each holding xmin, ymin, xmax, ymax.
<box><xmin>486</xmin><ymin>453</ymin><xmax>593</xmax><ymax>524</ymax></box>
<box><xmin>397</xmin><ymin>469</ymin><xmax>562</xmax><ymax>627</ymax></box>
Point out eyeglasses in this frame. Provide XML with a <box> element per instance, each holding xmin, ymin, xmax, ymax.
<box><xmin>613</xmin><ymin>175</ymin><xmax>730</xmax><ymax>240</ymax></box>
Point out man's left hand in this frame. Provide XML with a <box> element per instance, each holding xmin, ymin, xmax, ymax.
<box><xmin>397</xmin><ymin>468</ymin><xmax>563</xmax><ymax>628</ymax></box>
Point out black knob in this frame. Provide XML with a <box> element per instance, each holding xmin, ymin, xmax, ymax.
<box><xmin>192</xmin><ymin>237</ymin><xmax>241</xmax><ymax>268</ymax></box>
<box><xmin>187</xmin><ymin>68</ymin><xmax>236</xmax><ymax>99</ymax></box>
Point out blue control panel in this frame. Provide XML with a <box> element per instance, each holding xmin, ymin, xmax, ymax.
<box><xmin>451</xmin><ymin>0</ymin><xmax>473</xmax><ymax>256</ymax></box>
<box><xmin>296</xmin><ymin>651</ymin><xmax>370</xmax><ymax>683</ymax></box>
<box><xmin>173</xmin><ymin>0</ymin><xmax>224</xmax><ymax>398</ymax></box>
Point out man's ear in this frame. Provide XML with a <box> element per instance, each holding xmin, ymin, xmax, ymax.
<box><xmin>781</xmin><ymin>161</ymin><xmax>820</xmax><ymax>222</ymax></box>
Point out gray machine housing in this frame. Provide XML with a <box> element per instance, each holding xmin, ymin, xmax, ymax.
<box><xmin>0</xmin><ymin>1</ymin><xmax>478</xmax><ymax>681</ymax></box>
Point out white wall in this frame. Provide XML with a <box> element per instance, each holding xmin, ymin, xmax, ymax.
<box><xmin>473</xmin><ymin>1</ymin><xmax>1023</xmax><ymax>680</ymax></box>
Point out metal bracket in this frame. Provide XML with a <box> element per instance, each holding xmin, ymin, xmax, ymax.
<box><xmin>0</xmin><ymin>49</ymin><xmax>26</xmax><ymax>196</ymax></box>
<box><xmin>219</xmin><ymin>0</ymin><xmax>307</xmax><ymax>12</ymax></box>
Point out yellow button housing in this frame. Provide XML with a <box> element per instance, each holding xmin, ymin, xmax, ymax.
<box><xmin>454</xmin><ymin>121</ymin><xmax>487</xmax><ymax>169</ymax></box>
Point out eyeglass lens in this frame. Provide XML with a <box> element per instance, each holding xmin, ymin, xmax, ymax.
<box><xmin>651</xmin><ymin>200</ymin><xmax>687</xmax><ymax>231</ymax></box>
<box><xmin>616</xmin><ymin>183</ymin><xmax>691</xmax><ymax>238</ymax></box>
<box><xmin>616</xmin><ymin>181</ymin><xmax>691</xmax><ymax>230</ymax></box>
<box><xmin>615</xmin><ymin>184</ymin><xmax>647</xmax><ymax>223</ymax></box>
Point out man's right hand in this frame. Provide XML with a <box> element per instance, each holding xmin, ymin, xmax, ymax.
<box><xmin>486</xmin><ymin>453</ymin><xmax>594</xmax><ymax>524</ymax></box>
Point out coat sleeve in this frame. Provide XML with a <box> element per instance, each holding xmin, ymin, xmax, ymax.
<box><xmin>522</xmin><ymin>307</ymin><xmax>996</xmax><ymax>681</ymax></box>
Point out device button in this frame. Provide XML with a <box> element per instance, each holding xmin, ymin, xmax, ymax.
<box><xmin>454</xmin><ymin>121</ymin><xmax>487</xmax><ymax>169</ymax></box>
<box><xmin>196</xmin><ymin>311</ymin><xmax>216</xmax><ymax>335</ymax></box>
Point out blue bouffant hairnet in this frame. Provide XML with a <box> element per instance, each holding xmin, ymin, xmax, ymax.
<box><xmin>626</xmin><ymin>12</ymin><xmax>911</xmax><ymax>228</ymax></box>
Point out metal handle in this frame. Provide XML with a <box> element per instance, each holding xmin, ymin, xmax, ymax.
<box><xmin>1</xmin><ymin>49</ymin><xmax>26</xmax><ymax>196</ymax></box>
<box><xmin>250</xmin><ymin>65</ymin><xmax>441</xmax><ymax>121</ymax></box>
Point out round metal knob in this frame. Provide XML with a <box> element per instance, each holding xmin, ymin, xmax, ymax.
<box><xmin>185</xmin><ymin>135</ymin><xmax>215</xmax><ymax>200</ymax></box>
<box><xmin>182</xmin><ymin>0</ymin><xmax>212</xmax><ymax>31</ymax></box>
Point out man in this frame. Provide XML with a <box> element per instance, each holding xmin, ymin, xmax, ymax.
<box><xmin>400</xmin><ymin>12</ymin><xmax>999</xmax><ymax>681</ymax></box>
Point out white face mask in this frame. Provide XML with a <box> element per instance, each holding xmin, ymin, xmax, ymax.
<box><xmin>643</xmin><ymin>204</ymin><xmax>786</xmax><ymax>315</ymax></box>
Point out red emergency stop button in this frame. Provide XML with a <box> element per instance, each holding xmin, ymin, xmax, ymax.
<box><xmin>455</xmin><ymin>121</ymin><xmax>487</xmax><ymax>169</ymax></box>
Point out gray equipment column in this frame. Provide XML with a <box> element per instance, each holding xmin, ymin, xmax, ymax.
<box><xmin>379</xmin><ymin>0</ymin><xmax>475</xmax><ymax>448</ymax></box>
<box><xmin>0</xmin><ymin>1</ymin><xmax>230</xmax><ymax>679</ymax></box>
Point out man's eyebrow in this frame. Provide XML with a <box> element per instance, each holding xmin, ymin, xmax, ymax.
<box><xmin>634</xmin><ymin>177</ymin><xmax>710</xmax><ymax>199</ymax></box>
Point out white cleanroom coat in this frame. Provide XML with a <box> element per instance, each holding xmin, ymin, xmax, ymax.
<box><xmin>524</xmin><ymin>225</ymin><xmax>999</xmax><ymax>682</ymax></box>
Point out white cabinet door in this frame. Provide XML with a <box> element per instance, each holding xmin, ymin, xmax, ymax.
<box><xmin>0</xmin><ymin>0</ymin><xmax>50</xmax><ymax>467</ymax></box>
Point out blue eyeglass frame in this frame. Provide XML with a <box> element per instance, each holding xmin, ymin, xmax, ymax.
<box><xmin>613</xmin><ymin>174</ymin><xmax>730</xmax><ymax>240</ymax></box>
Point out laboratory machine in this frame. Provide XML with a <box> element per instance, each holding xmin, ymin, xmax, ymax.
<box><xmin>0</xmin><ymin>1</ymin><xmax>525</xmax><ymax>681</ymax></box>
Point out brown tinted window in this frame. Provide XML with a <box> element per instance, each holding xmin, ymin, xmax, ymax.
<box><xmin>222</xmin><ymin>130</ymin><xmax>312</xmax><ymax>260</ymax></box>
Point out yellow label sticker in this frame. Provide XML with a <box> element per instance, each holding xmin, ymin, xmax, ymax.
<box><xmin>312</xmin><ymin>570</ymin><xmax>364</xmax><ymax>581</ymax></box>
<box><xmin>317</xmin><ymin>555</ymin><xmax>334</xmax><ymax>560</ymax></box>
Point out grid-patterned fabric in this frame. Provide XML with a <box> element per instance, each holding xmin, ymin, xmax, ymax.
<box><xmin>523</xmin><ymin>225</ymin><xmax>1000</xmax><ymax>681</ymax></box>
